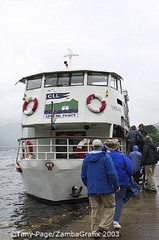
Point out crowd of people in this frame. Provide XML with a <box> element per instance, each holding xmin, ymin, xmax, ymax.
<box><xmin>81</xmin><ymin>123</ymin><xmax>158</xmax><ymax>238</ymax></box>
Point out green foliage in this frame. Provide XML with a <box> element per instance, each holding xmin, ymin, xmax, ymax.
<box><xmin>145</xmin><ymin>125</ymin><xmax>159</xmax><ymax>146</ymax></box>
<box><xmin>148</xmin><ymin>133</ymin><xmax>159</xmax><ymax>146</ymax></box>
<box><xmin>145</xmin><ymin>125</ymin><xmax>157</xmax><ymax>134</ymax></box>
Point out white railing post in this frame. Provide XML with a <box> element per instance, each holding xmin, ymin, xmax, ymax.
<box><xmin>50</xmin><ymin>138</ymin><xmax>52</xmax><ymax>160</ymax></box>
<box><xmin>36</xmin><ymin>139</ymin><xmax>39</xmax><ymax>160</ymax></box>
<box><xmin>67</xmin><ymin>138</ymin><xmax>69</xmax><ymax>159</ymax></box>
<box><xmin>109</xmin><ymin>123</ymin><xmax>114</xmax><ymax>137</ymax></box>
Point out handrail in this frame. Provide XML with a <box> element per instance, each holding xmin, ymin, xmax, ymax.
<box><xmin>16</xmin><ymin>136</ymin><xmax>127</xmax><ymax>162</ymax></box>
<box><xmin>17</xmin><ymin>136</ymin><xmax>124</xmax><ymax>141</ymax></box>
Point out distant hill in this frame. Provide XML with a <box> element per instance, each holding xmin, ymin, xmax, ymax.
<box><xmin>1</xmin><ymin>121</ymin><xmax>158</xmax><ymax>147</ymax></box>
<box><xmin>0</xmin><ymin>121</ymin><xmax>21</xmax><ymax>147</ymax></box>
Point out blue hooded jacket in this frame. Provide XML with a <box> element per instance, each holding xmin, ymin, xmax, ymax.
<box><xmin>128</xmin><ymin>145</ymin><xmax>142</xmax><ymax>172</ymax></box>
<box><xmin>108</xmin><ymin>151</ymin><xmax>134</xmax><ymax>187</ymax></box>
<box><xmin>81</xmin><ymin>151</ymin><xmax>119</xmax><ymax>196</ymax></box>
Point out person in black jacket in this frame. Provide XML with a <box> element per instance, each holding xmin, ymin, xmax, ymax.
<box><xmin>141</xmin><ymin>135</ymin><xmax>157</xmax><ymax>193</ymax></box>
<box><xmin>138</xmin><ymin>123</ymin><xmax>148</xmax><ymax>152</ymax></box>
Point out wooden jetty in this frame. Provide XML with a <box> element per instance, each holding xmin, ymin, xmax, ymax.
<box><xmin>62</xmin><ymin>165</ymin><xmax>159</xmax><ymax>240</ymax></box>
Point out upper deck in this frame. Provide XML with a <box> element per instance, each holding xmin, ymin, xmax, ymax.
<box><xmin>19</xmin><ymin>69</ymin><xmax>129</xmax><ymax>131</ymax></box>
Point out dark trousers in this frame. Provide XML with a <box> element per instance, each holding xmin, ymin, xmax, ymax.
<box><xmin>133</xmin><ymin>171</ymin><xmax>141</xmax><ymax>184</ymax></box>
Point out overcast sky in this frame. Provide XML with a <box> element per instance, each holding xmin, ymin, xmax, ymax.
<box><xmin>0</xmin><ymin>0</ymin><xmax>159</xmax><ymax>127</ymax></box>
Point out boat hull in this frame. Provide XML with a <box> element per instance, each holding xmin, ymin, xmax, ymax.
<box><xmin>19</xmin><ymin>158</ymin><xmax>88</xmax><ymax>203</ymax></box>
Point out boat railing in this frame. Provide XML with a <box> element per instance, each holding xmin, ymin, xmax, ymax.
<box><xmin>16</xmin><ymin>136</ymin><xmax>128</xmax><ymax>163</ymax></box>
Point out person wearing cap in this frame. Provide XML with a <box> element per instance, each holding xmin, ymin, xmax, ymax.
<box><xmin>81</xmin><ymin>139</ymin><xmax>120</xmax><ymax>235</ymax></box>
<box><xmin>105</xmin><ymin>139</ymin><xmax>134</xmax><ymax>229</ymax></box>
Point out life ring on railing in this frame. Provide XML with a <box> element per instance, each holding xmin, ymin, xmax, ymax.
<box><xmin>22</xmin><ymin>140</ymin><xmax>33</xmax><ymax>159</ymax></box>
<box><xmin>75</xmin><ymin>139</ymin><xmax>92</xmax><ymax>159</ymax></box>
<box><xmin>86</xmin><ymin>94</ymin><xmax>106</xmax><ymax>113</ymax></box>
<box><xmin>23</xmin><ymin>97</ymin><xmax>38</xmax><ymax>116</ymax></box>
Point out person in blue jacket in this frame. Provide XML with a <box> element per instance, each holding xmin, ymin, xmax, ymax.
<box><xmin>128</xmin><ymin>145</ymin><xmax>142</xmax><ymax>184</ymax></box>
<box><xmin>81</xmin><ymin>139</ymin><xmax>120</xmax><ymax>234</ymax></box>
<box><xmin>105</xmin><ymin>139</ymin><xmax>134</xmax><ymax>229</ymax></box>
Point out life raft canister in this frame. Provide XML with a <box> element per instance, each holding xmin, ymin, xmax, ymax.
<box><xmin>86</xmin><ymin>94</ymin><xmax>106</xmax><ymax>113</ymax></box>
<box><xmin>23</xmin><ymin>97</ymin><xmax>38</xmax><ymax>116</ymax></box>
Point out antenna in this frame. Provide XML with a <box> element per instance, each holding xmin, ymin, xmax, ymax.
<box><xmin>64</xmin><ymin>49</ymin><xmax>79</xmax><ymax>69</ymax></box>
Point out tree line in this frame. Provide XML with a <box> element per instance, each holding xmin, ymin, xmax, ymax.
<box><xmin>144</xmin><ymin>125</ymin><xmax>159</xmax><ymax>146</ymax></box>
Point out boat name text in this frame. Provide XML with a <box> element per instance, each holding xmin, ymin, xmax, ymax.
<box><xmin>46</xmin><ymin>92</ymin><xmax>70</xmax><ymax>99</ymax></box>
<box><xmin>111</xmin><ymin>105</ymin><xmax>122</xmax><ymax>113</ymax></box>
<box><xmin>45</xmin><ymin>113</ymin><xmax>78</xmax><ymax>118</ymax></box>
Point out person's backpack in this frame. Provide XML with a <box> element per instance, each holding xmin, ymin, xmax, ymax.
<box><xmin>154</xmin><ymin>147</ymin><xmax>159</xmax><ymax>163</ymax></box>
<box><xmin>149</xmin><ymin>145</ymin><xmax>159</xmax><ymax>164</ymax></box>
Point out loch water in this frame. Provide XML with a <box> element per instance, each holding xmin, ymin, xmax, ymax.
<box><xmin>0</xmin><ymin>147</ymin><xmax>89</xmax><ymax>239</ymax></box>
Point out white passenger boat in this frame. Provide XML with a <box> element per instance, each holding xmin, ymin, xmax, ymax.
<box><xmin>16</xmin><ymin>52</ymin><xmax>130</xmax><ymax>204</ymax></box>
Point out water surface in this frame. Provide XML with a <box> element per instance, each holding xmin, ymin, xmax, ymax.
<box><xmin>0</xmin><ymin>147</ymin><xmax>89</xmax><ymax>239</ymax></box>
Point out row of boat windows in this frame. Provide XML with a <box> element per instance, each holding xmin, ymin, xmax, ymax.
<box><xmin>26</xmin><ymin>72</ymin><xmax>122</xmax><ymax>93</ymax></box>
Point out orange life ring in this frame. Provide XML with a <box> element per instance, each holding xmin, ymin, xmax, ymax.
<box><xmin>23</xmin><ymin>98</ymin><xmax>38</xmax><ymax>116</ymax></box>
<box><xmin>86</xmin><ymin>94</ymin><xmax>106</xmax><ymax>113</ymax></box>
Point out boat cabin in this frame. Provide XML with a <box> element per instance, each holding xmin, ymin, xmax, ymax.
<box><xmin>17</xmin><ymin>69</ymin><xmax>129</xmax><ymax>160</ymax></box>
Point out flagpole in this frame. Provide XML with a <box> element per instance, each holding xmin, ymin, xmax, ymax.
<box><xmin>50</xmin><ymin>101</ymin><xmax>54</xmax><ymax>136</ymax></box>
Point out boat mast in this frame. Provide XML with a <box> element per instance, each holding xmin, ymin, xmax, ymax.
<box><xmin>50</xmin><ymin>101</ymin><xmax>56</xmax><ymax>135</ymax></box>
<box><xmin>64</xmin><ymin>49</ymin><xmax>79</xmax><ymax>69</ymax></box>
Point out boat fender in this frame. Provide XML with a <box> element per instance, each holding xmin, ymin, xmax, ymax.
<box><xmin>16</xmin><ymin>166</ymin><xmax>23</xmax><ymax>173</ymax></box>
<box><xmin>86</xmin><ymin>94</ymin><xmax>106</xmax><ymax>113</ymax></box>
<box><xmin>23</xmin><ymin>97</ymin><xmax>38</xmax><ymax>116</ymax></box>
<box><xmin>70</xmin><ymin>186</ymin><xmax>83</xmax><ymax>198</ymax></box>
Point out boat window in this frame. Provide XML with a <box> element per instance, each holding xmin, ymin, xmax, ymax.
<box><xmin>44</xmin><ymin>74</ymin><xmax>58</xmax><ymax>87</ymax></box>
<box><xmin>44</xmin><ymin>72</ymin><xmax>84</xmax><ymax>87</ymax></box>
<box><xmin>71</xmin><ymin>72</ymin><xmax>84</xmax><ymax>85</ymax></box>
<box><xmin>110</xmin><ymin>75</ymin><xmax>117</xmax><ymax>89</ymax></box>
<box><xmin>117</xmin><ymin>79</ymin><xmax>122</xmax><ymax>93</ymax></box>
<box><xmin>26</xmin><ymin>76</ymin><xmax>42</xmax><ymax>90</ymax></box>
<box><xmin>56</xmin><ymin>131</ymin><xmax>86</xmax><ymax>159</ymax></box>
<box><xmin>58</xmin><ymin>73</ymin><xmax>70</xmax><ymax>86</ymax></box>
<box><xmin>117</xmin><ymin>98</ymin><xmax>123</xmax><ymax>106</ymax></box>
<box><xmin>87</xmin><ymin>72</ymin><xmax>108</xmax><ymax>86</ymax></box>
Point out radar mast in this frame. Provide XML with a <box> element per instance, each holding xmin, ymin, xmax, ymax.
<box><xmin>64</xmin><ymin>49</ymin><xmax>79</xmax><ymax>69</ymax></box>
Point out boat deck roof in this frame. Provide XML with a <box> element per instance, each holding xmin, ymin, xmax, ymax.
<box><xmin>17</xmin><ymin>69</ymin><xmax>123</xmax><ymax>84</ymax></box>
